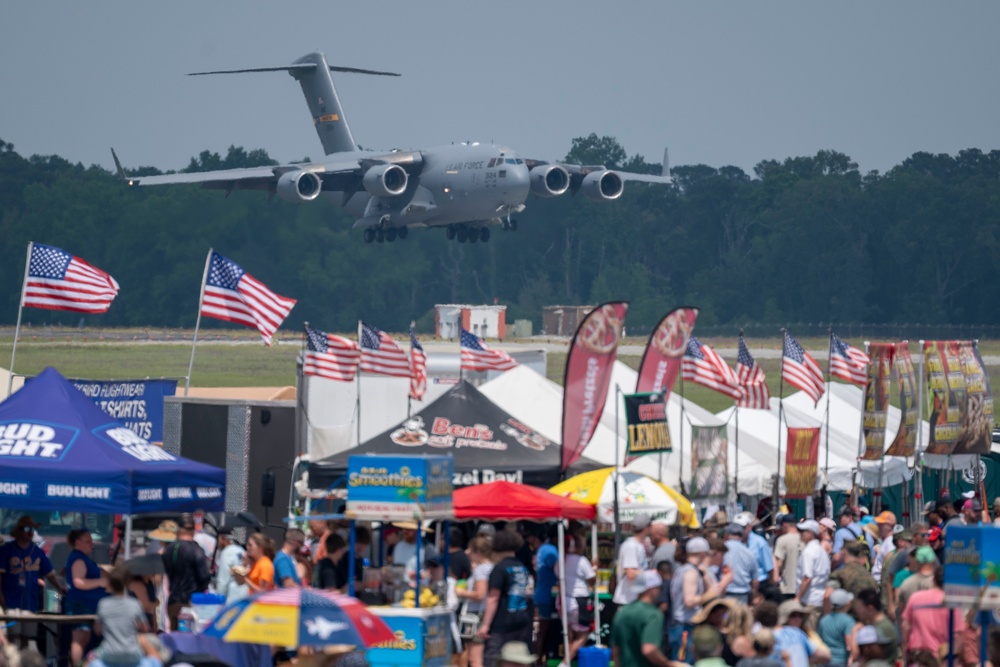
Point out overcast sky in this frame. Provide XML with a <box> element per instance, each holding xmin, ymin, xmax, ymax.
<box><xmin>3</xmin><ymin>2</ymin><xmax>998</xmax><ymax>176</ymax></box>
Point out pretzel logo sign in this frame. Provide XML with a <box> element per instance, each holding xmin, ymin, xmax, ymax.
<box><xmin>578</xmin><ymin>304</ymin><xmax>625</xmax><ymax>355</ymax></box>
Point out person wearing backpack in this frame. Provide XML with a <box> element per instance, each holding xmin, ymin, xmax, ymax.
<box><xmin>831</xmin><ymin>507</ymin><xmax>873</xmax><ymax>569</ymax></box>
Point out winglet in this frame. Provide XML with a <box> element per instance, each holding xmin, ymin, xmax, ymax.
<box><xmin>110</xmin><ymin>148</ymin><xmax>132</xmax><ymax>184</ymax></box>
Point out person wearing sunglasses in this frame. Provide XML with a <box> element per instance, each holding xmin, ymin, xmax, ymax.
<box><xmin>0</xmin><ymin>515</ymin><xmax>65</xmax><ymax>647</ymax></box>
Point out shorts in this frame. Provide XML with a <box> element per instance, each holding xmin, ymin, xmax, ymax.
<box><xmin>483</xmin><ymin>626</ymin><xmax>533</xmax><ymax>667</ymax></box>
<box><xmin>535</xmin><ymin>601</ymin><xmax>555</xmax><ymax>619</ymax></box>
<box><xmin>66</xmin><ymin>598</ymin><xmax>97</xmax><ymax>631</ymax></box>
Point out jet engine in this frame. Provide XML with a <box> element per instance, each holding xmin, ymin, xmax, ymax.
<box><xmin>363</xmin><ymin>164</ymin><xmax>408</xmax><ymax>197</ymax></box>
<box><xmin>529</xmin><ymin>165</ymin><xmax>570</xmax><ymax>197</ymax></box>
<box><xmin>276</xmin><ymin>170</ymin><xmax>322</xmax><ymax>203</ymax></box>
<box><xmin>580</xmin><ymin>170</ymin><xmax>624</xmax><ymax>201</ymax></box>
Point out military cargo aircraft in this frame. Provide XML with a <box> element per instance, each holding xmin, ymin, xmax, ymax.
<box><xmin>115</xmin><ymin>51</ymin><xmax>671</xmax><ymax>244</ymax></box>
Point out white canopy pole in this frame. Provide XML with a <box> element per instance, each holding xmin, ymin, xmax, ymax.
<box><xmin>557</xmin><ymin>520</ymin><xmax>570</xmax><ymax>664</ymax></box>
<box><xmin>592</xmin><ymin>522</ymin><xmax>601</xmax><ymax>648</ymax></box>
<box><xmin>124</xmin><ymin>515</ymin><xmax>133</xmax><ymax>560</ymax></box>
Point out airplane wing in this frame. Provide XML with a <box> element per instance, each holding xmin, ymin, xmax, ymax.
<box><xmin>524</xmin><ymin>147</ymin><xmax>672</xmax><ymax>188</ymax></box>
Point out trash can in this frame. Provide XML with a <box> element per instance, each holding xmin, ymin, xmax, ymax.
<box><xmin>577</xmin><ymin>645</ymin><xmax>611</xmax><ymax>667</ymax></box>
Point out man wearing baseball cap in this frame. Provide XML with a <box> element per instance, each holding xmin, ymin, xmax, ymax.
<box><xmin>794</xmin><ymin>521</ymin><xmax>829</xmax><ymax>608</ymax></box>
<box><xmin>854</xmin><ymin>625</ymin><xmax>894</xmax><ymax>667</ymax></box>
<box><xmin>670</xmin><ymin>537</ymin><xmax>730</xmax><ymax>662</ymax></box>
<box><xmin>818</xmin><ymin>588</ymin><xmax>855</xmax><ymax>667</ymax></box>
<box><xmin>734</xmin><ymin>511</ymin><xmax>774</xmax><ymax>590</ymax></box>
<box><xmin>894</xmin><ymin>547</ymin><xmax>938</xmax><ymax>619</ymax></box>
<box><xmin>832</xmin><ymin>506</ymin><xmax>873</xmax><ymax>568</ymax></box>
<box><xmin>613</xmin><ymin>514</ymin><xmax>652</xmax><ymax>608</ymax></box>
<box><xmin>772</xmin><ymin>515</ymin><xmax>801</xmax><ymax>601</ymax></box>
<box><xmin>611</xmin><ymin>570</ymin><xmax>685</xmax><ymax>667</ymax></box>
<box><xmin>0</xmin><ymin>515</ymin><xmax>65</xmax><ymax>647</ymax></box>
<box><xmin>870</xmin><ymin>511</ymin><xmax>897</xmax><ymax>580</ymax></box>
<box><xmin>722</xmin><ymin>523</ymin><xmax>760</xmax><ymax>605</ymax></box>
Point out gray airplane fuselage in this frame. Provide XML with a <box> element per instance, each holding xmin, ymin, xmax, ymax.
<box><xmin>336</xmin><ymin>143</ymin><xmax>529</xmax><ymax>229</ymax></box>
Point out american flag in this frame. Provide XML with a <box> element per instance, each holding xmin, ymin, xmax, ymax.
<box><xmin>359</xmin><ymin>323</ymin><xmax>411</xmax><ymax>377</ymax></box>
<box><xmin>460</xmin><ymin>328</ymin><xmax>517</xmax><ymax>372</ymax></box>
<box><xmin>409</xmin><ymin>326</ymin><xmax>427</xmax><ymax>400</ymax></box>
<box><xmin>736</xmin><ymin>334</ymin><xmax>771</xmax><ymax>409</ymax></box>
<box><xmin>200</xmin><ymin>250</ymin><xmax>296</xmax><ymax>346</ymax></box>
<box><xmin>303</xmin><ymin>324</ymin><xmax>361</xmax><ymax>382</ymax></box>
<box><xmin>22</xmin><ymin>243</ymin><xmax>120</xmax><ymax>313</ymax></box>
<box><xmin>829</xmin><ymin>333</ymin><xmax>870</xmax><ymax>386</ymax></box>
<box><xmin>681</xmin><ymin>337</ymin><xmax>743</xmax><ymax>400</ymax></box>
<box><xmin>782</xmin><ymin>331</ymin><xmax>825</xmax><ymax>403</ymax></box>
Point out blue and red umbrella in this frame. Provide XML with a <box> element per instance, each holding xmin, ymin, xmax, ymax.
<box><xmin>202</xmin><ymin>588</ymin><xmax>395</xmax><ymax>647</ymax></box>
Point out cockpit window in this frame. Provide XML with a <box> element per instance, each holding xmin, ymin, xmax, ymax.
<box><xmin>505</xmin><ymin>159</ymin><xmax>516</xmax><ymax>165</ymax></box>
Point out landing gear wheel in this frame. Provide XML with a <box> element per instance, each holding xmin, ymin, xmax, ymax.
<box><xmin>468</xmin><ymin>229</ymin><xmax>479</xmax><ymax>243</ymax></box>
<box><xmin>509</xmin><ymin>218</ymin><xmax>518</xmax><ymax>231</ymax></box>
<box><xmin>397</xmin><ymin>226</ymin><xmax>408</xmax><ymax>240</ymax></box>
<box><xmin>456</xmin><ymin>227</ymin><xmax>468</xmax><ymax>243</ymax></box>
<box><xmin>376</xmin><ymin>229</ymin><xmax>385</xmax><ymax>243</ymax></box>
<box><xmin>479</xmin><ymin>227</ymin><xmax>491</xmax><ymax>242</ymax></box>
<box><xmin>386</xmin><ymin>227</ymin><xmax>397</xmax><ymax>242</ymax></box>
<box><xmin>446</xmin><ymin>226</ymin><xmax>456</xmax><ymax>241</ymax></box>
<box><xmin>363</xmin><ymin>229</ymin><xmax>375</xmax><ymax>243</ymax></box>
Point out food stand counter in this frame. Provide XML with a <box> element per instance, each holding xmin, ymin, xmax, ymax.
<box><xmin>366</xmin><ymin>606</ymin><xmax>452</xmax><ymax>667</ymax></box>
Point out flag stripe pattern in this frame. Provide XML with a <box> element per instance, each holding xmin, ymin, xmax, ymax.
<box><xmin>360</xmin><ymin>323</ymin><xmax>411</xmax><ymax>377</ymax></box>
<box><xmin>782</xmin><ymin>331</ymin><xmax>825</xmax><ymax>403</ymax></box>
<box><xmin>681</xmin><ymin>337</ymin><xmax>743</xmax><ymax>399</ymax></box>
<box><xmin>410</xmin><ymin>328</ymin><xmax>427</xmax><ymax>400</ymax></box>
<box><xmin>304</xmin><ymin>324</ymin><xmax>361</xmax><ymax>382</ymax></box>
<box><xmin>23</xmin><ymin>243</ymin><xmax>120</xmax><ymax>313</ymax></box>
<box><xmin>460</xmin><ymin>328</ymin><xmax>517</xmax><ymax>372</ymax></box>
<box><xmin>829</xmin><ymin>333</ymin><xmax>870</xmax><ymax>386</ymax></box>
<box><xmin>736</xmin><ymin>334</ymin><xmax>771</xmax><ymax>409</ymax></box>
<box><xmin>201</xmin><ymin>250</ymin><xmax>296</xmax><ymax>346</ymax></box>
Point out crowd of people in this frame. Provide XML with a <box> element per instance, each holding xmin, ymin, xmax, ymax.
<box><xmin>0</xmin><ymin>490</ymin><xmax>997</xmax><ymax>667</ymax></box>
<box><xmin>605</xmin><ymin>491</ymin><xmax>996</xmax><ymax>667</ymax></box>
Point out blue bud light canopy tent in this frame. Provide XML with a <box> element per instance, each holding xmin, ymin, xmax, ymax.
<box><xmin>0</xmin><ymin>367</ymin><xmax>225</xmax><ymax>514</ymax></box>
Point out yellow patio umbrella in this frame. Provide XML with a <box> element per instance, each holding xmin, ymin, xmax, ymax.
<box><xmin>550</xmin><ymin>467</ymin><xmax>699</xmax><ymax>528</ymax></box>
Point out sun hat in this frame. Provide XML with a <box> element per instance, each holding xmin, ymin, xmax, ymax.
<box><xmin>393</xmin><ymin>521</ymin><xmax>431</xmax><ymax>533</ymax></box>
<box><xmin>734</xmin><ymin>511</ymin><xmax>756</xmax><ymax>527</ymax></box>
<box><xmin>692</xmin><ymin>597</ymin><xmax>735</xmax><ymax>624</ymax></box>
<box><xmin>148</xmin><ymin>520</ymin><xmax>179</xmax><ymax>542</ymax></box>
<box><xmin>777</xmin><ymin>599</ymin><xmax>811</xmax><ymax>624</ymax></box>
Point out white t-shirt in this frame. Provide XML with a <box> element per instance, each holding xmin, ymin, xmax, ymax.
<box><xmin>796</xmin><ymin>540</ymin><xmax>830</xmax><ymax>607</ymax></box>
<box><xmin>613</xmin><ymin>537</ymin><xmax>649</xmax><ymax>605</ymax></box>
<box><xmin>872</xmin><ymin>535</ymin><xmax>893</xmax><ymax>579</ymax></box>
<box><xmin>563</xmin><ymin>553</ymin><xmax>596</xmax><ymax>599</ymax></box>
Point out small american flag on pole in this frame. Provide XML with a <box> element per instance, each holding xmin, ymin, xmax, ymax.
<box><xmin>409</xmin><ymin>326</ymin><xmax>427</xmax><ymax>400</ymax></box>
<box><xmin>681</xmin><ymin>337</ymin><xmax>743</xmax><ymax>400</ymax></box>
<box><xmin>782</xmin><ymin>331</ymin><xmax>825</xmax><ymax>404</ymax></box>
<box><xmin>303</xmin><ymin>324</ymin><xmax>361</xmax><ymax>382</ymax></box>
<box><xmin>736</xmin><ymin>334</ymin><xmax>771</xmax><ymax>409</ymax></box>
<box><xmin>460</xmin><ymin>328</ymin><xmax>517</xmax><ymax>372</ymax></box>
<box><xmin>360</xmin><ymin>323</ymin><xmax>411</xmax><ymax>377</ymax></box>
<box><xmin>829</xmin><ymin>333</ymin><xmax>870</xmax><ymax>386</ymax></box>
<box><xmin>200</xmin><ymin>250</ymin><xmax>296</xmax><ymax>346</ymax></box>
<box><xmin>22</xmin><ymin>243</ymin><xmax>119</xmax><ymax>313</ymax></box>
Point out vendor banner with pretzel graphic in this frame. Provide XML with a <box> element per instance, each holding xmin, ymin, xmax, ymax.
<box><xmin>636</xmin><ymin>306</ymin><xmax>699</xmax><ymax>395</ymax></box>
<box><xmin>954</xmin><ymin>341</ymin><xmax>994</xmax><ymax>455</ymax></box>
<box><xmin>861</xmin><ymin>343</ymin><xmax>894</xmax><ymax>461</ymax></box>
<box><xmin>885</xmin><ymin>342</ymin><xmax>919</xmax><ymax>457</ymax></box>
<box><xmin>561</xmin><ymin>301</ymin><xmax>629</xmax><ymax>470</ymax></box>
<box><xmin>785</xmin><ymin>427</ymin><xmax>820</xmax><ymax>499</ymax></box>
<box><xmin>923</xmin><ymin>340</ymin><xmax>966</xmax><ymax>455</ymax></box>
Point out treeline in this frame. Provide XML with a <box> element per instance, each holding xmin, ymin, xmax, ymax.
<box><xmin>1</xmin><ymin>135</ymin><xmax>999</xmax><ymax>335</ymax></box>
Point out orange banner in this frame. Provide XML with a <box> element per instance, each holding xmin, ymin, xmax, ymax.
<box><xmin>785</xmin><ymin>427</ymin><xmax>820</xmax><ymax>499</ymax></box>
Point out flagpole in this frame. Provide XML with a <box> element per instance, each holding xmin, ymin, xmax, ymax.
<box><xmin>874</xmin><ymin>341</ymin><xmax>888</xmax><ymax>515</ymax></box>
<box><xmin>7</xmin><ymin>243</ymin><xmax>32</xmax><ymax>398</ymax></box>
<box><xmin>356</xmin><ymin>320</ymin><xmax>362</xmax><ymax>447</ymax></box>
<box><xmin>679</xmin><ymin>372</ymin><xmax>687</xmax><ymax>497</ymax></box>
<box><xmin>735</xmin><ymin>403</ymin><xmax>740</xmax><ymax>500</ymax></box>
<box><xmin>853</xmin><ymin>341</ymin><xmax>870</xmax><ymax>508</ymax></box>
<box><xmin>776</xmin><ymin>329</ymin><xmax>786</xmax><ymax>516</ymax></box>
<box><xmin>914</xmin><ymin>341</ymin><xmax>926</xmax><ymax>525</ymax></box>
<box><xmin>824</xmin><ymin>329</ymin><xmax>833</xmax><ymax>483</ymax></box>
<box><xmin>184</xmin><ymin>248</ymin><xmax>212</xmax><ymax>397</ymax></box>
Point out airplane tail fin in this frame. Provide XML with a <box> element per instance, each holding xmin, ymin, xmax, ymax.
<box><xmin>188</xmin><ymin>52</ymin><xmax>399</xmax><ymax>156</ymax></box>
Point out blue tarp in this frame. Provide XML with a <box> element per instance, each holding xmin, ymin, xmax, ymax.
<box><xmin>0</xmin><ymin>367</ymin><xmax>225</xmax><ymax>514</ymax></box>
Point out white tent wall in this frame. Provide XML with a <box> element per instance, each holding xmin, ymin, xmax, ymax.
<box><xmin>480</xmin><ymin>362</ymin><xmax>778</xmax><ymax>495</ymax></box>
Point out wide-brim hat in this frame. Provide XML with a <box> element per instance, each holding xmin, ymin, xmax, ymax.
<box><xmin>11</xmin><ymin>515</ymin><xmax>40</xmax><ymax>537</ymax></box>
<box><xmin>778</xmin><ymin>599</ymin><xmax>812</xmax><ymax>624</ymax></box>
<box><xmin>692</xmin><ymin>597</ymin><xmax>735</xmax><ymax>624</ymax></box>
<box><xmin>148</xmin><ymin>520</ymin><xmax>179</xmax><ymax>542</ymax></box>
<box><xmin>392</xmin><ymin>521</ymin><xmax>431</xmax><ymax>533</ymax></box>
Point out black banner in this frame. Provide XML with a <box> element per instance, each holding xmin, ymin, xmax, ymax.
<box><xmin>624</xmin><ymin>392</ymin><xmax>671</xmax><ymax>458</ymax></box>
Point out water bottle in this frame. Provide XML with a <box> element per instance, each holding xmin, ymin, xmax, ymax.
<box><xmin>177</xmin><ymin>607</ymin><xmax>197</xmax><ymax>633</ymax></box>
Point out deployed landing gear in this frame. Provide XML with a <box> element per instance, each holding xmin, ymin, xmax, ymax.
<box><xmin>501</xmin><ymin>217</ymin><xmax>518</xmax><ymax>231</ymax></box>
<box><xmin>363</xmin><ymin>228</ymin><xmax>375</xmax><ymax>243</ymax></box>
<box><xmin>386</xmin><ymin>227</ymin><xmax>397</xmax><ymax>242</ymax></box>
<box><xmin>446</xmin><ymin>226</ymin><xmax>456</xmax><ymax>240</ymax></box>
<box><xmin>376</xmin><ymin>229</ymin><xmax>385</xmax><ymax>243</ymax></box>
<box><xmin>456</xmin><ymin>227</ymin><xmax>468</xmax><ymax>243</ymax></box>
<box><xmin>479</xmin><ymin>227</ymin><xmax>490</xmax><ymax>242</ymax></box>
<box><xmin>397</xmin><ymin>226</ymin><xmax>408</xmax><ymax>240</ymax></box>
<box><xmin>445</xmin><ymin>223</ymin><xmax>492</xmax><ymax>243</ymax></box>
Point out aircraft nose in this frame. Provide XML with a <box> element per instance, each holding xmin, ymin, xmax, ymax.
<box><xmin>506</xmin><ymin>164</ymin><xmax>530</xmax><ymax>199</ymax></box>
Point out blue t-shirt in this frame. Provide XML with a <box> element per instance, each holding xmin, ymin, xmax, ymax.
<box><xmin>771</xmin><ymin>626</ymin><xmax>816</xmax><ymax>667</ymax></box>
<box><xmin>0</xmin><ymin>541</ymin><xmax>53</xmax><ymax>611</ymax></box>
<box><xmin>818</xmin><ymin>611</ymin><xmax>855</xmax><ymax>666</ymax></box>
<box><xmin>534</xmin><ymin>542</ymin><xmax>559</xmax><ymax>605</ymax></box>
<box><xmin>65</xmin><ymin>549</ymin><xmax>107</xmax><ymax>611</ymax></box>
<box><xmin>273</xmin><ymin>551</ymin><xmax>301</xmax><ymax>587</ymax></box>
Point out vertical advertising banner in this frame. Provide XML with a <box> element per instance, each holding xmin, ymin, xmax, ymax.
<box><xmin>885</xmin><ymin>343</ymin><xmax>918</xmax><ymax>457</ymax></box>
<box><xmin>636</xmin><ymin>307</ymin><xmax>698</xmax><ymax>395</ymax></box>
<box><xmin>690</xmin><ymin>424</ymin><xmax>728</xmax><ymax>498</ymax></box>
<box><xmin>71</xmin><ymin>379</ymin><xmax>178</xmax><ymax>444</ymax></box>
<box><xmin>624</xmin><ymin>393</ymin><xmax>671</xmax><ymax>459</ymax></box>
<box><xmin>785</xmin><ymin>427</ymin><xmax>820</xmax><ymax>499</ymax></box>
<box><xmin>954</xmin><ymin>341</ymin><xmax>994</xmax><ymax>455</ymax></box>
<box><xmin>861</xmin><ymin>344</ymin><xmax>894</xmax><ymax>461</ymax></box>
<box><xmin>923</xmin><ymin>341</ymin><xmax>967</xmax><ymax>455</ymax></box>
<box><xmin>561</xmin><ymin>302</ymin><xmax>629</xmax><ymax>470</ymax></box>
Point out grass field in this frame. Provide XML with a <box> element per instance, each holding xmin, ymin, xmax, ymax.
<box><xmin>3</xmin><ymin>328</ymin><xmax>999</xmax><ymax>415</ymax></box>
